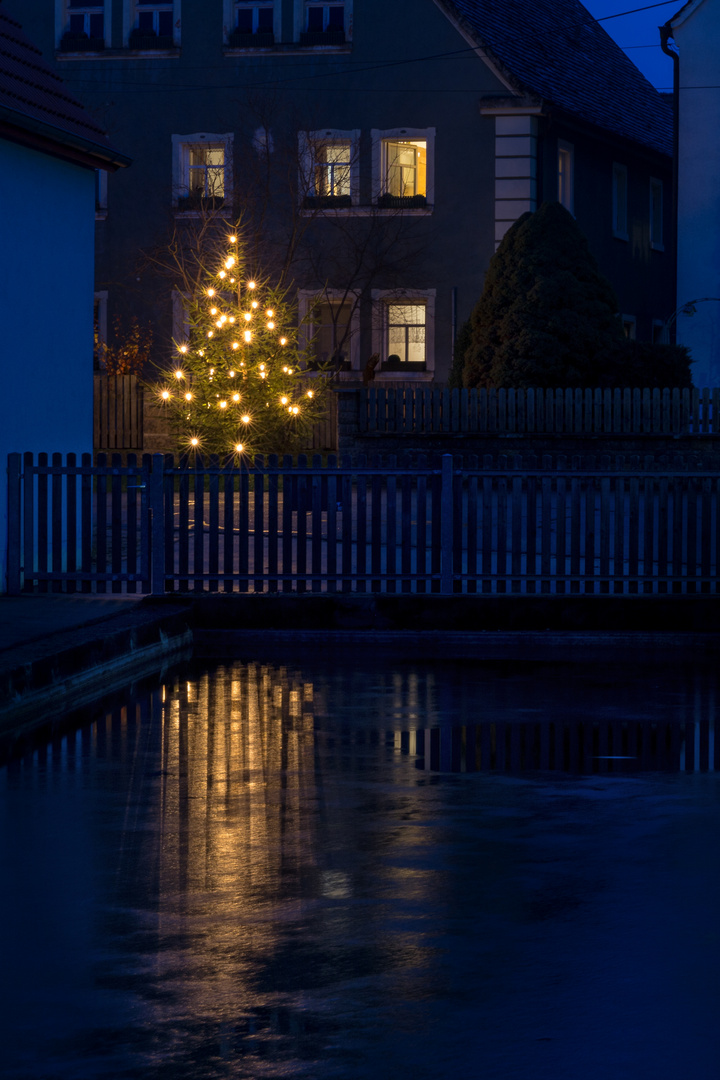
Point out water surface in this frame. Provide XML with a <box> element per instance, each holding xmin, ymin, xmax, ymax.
<box><xmin>2</xmin><ymin>656</ymin><xmax>720</xmax><ymax>1079</ymax></box>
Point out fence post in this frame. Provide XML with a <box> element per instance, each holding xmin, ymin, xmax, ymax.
<box><xmin>7</xmin><ymin>453</ymin><xmax>22</xmax><ymax>595</ymax></box>
<box><xmin>148</xmin><ymin>452</ymin><xmax>166</xmax><ymax>595</ymax></box>
<box><xmin>440</xmin><ymin>453</ymin><xmax>454</xmax><ymax>593</ymax></box>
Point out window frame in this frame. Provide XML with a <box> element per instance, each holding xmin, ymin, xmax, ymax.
<box><xmin>95</xmin><ymin>168</ymin><xmax>108</xmax><ymax>218</ymax></box>
<box><xmin>172</xmin><ymin>133</ymin><xmax>233</xmax><ymax>212</ymax></box>
<box><xmin>621</xmin><ymin>314</ymin><xmax>637</xmax><ymax>341</ymax></box>
<box><xmin>293</xmin><ymin>0</ymin><xmax>352</xmax><ymax>43</ymax></box>
<box><xmin>123</xmin><ymin>0</ymin><xmax>180</xmax><ymax>48</ymax></box>
<box><xmin>297</xmin><ymin>289</ymin><xmax>361</xmax><ymax>372</ymax></box>
<box><xmin>650</xmin><ymin>177</ymin><xmax>664</xmax><ymax>251</ymax></box>
<box><xmin>557</xmin><ymin>139</ymin><xmax>574</xmax><ymax>215</ymax></box>
<box><xmin>298</xmin><ymin>129</ymin><xmax>360</xmax><ymax>211</ymax></box>
<box><xmin>56</xmin><ymin>0</ymin><xmax>112</xmax><ymax>50</ymax></box>
<box><xmin>224</xmin><ymin>0</ymin><xmax>281</xmax><ymax>45</ymax></box>
<box><xmin>371</xmin><ymin>289</ymin><xmax>436</xmax><ymax>377</ymax></box>
<box><xmin>94</xmin><ymin>290</ymin><xmax>108</xmax><ymax>370</ymax></box>
<box><xmin>612</xmin><ymin>162</ymin><xmax>628</xmax><ymax>241</ymax></box>
<box><xmin>371</xmin><ymin>128</ymin><xmax>435</xmax><ymax>212</ymax></box>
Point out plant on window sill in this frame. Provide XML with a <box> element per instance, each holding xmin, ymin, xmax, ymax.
<box><xmin>59</xmin><ymin>31</ymin><xmax>105</xmax><ymax>52</ymax></box>
<box><xmin>303</xmin><ymin>194</ymin><xmax>352</xmax><ymax>209</ymax></box>
<box><xmin>128</xmin><ymin>28</ymin><xmax>174</xmax><ymax>50</ymax></box>
<box><xmin>382</xmin><ymin>357</ymin><xmax>426</xmax><ymax>372</ymax></box>
<box><xmin>299</xmin><ymin>29</ymin><xmax>346</xmax><ymax>46</ymax></box>
<box><xmin>227</xmin><ymin>30</ymin><xmax>275</xmax><ymax>47</ymax></box>
<box><xmin>176</xmin><ymin>194</ymin><xmax>225</xmax><ymax>212</ymax></box>
<box><xmin>377</xmin><ymin>193</ymin><xmax>427</xmax><ymax>210</ymax></box>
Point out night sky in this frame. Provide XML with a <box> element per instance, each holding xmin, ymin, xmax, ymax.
<box><xmin>584</xmin><ymin>0</ymin><xmax>679</xmax><ymax>89</ymax></box>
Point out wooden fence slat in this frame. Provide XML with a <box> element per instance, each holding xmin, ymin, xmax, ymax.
<box><xmin>282</xmin><ymin>455</ymin><xmax>293</xmax><ymax>593</ymax></box>
<box><xmin>416</xmin><ymin>455</ymin><xmax>428</xmax><ymax>593</ymax></box>
<box><xmin>178</xmin><ymin>467</ymin><xmax>190</xmax><ymax>591</ymax></box>
<box><xmin>386</xmin><ymin>456</ymin><xmax>397</xmax><ymax>594</ymax></box>
<box><xmin>254</xmin><ymin>455</ymin><xmax>265</xmax><ymax>593</ymax></box>
<box><xmin>125</xmin><ymin>452</ymin><xmax>136</xmax><ymax>594</ymax></box>
<box><xmin>341</xmin><ymin>455</ymin><xmax>353</xmax><ymax>593</ymax></box>
<box><xmin>356</xmin><ymin>453</ymin><xmax>367</xmax><ymax>592</ymax></box>
<box><xmin>207</xmin><ymin>455</ymin><xmax>220</xmax><ymax>592</ymax></box>
<box><xmin>267</xmin><ymin>455</ymin><xmax>279</xmax><ymax>593</ymax></box>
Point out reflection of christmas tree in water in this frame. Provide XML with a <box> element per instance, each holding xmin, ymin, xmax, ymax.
<box><xmin>154</xmin><ymin>231</ymin><xmax>330</xmax><ymax>459</ymax></box>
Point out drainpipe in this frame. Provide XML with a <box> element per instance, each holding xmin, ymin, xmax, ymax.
<box><xmin>660</xmin><ymin>22</ymin><xmax>679</xmax><ymax>311</ymax></box>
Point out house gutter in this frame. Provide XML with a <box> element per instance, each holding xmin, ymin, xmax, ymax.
<box><xmin>0</xmin><ymin>104</ymin><xmax>131</xmax><ymax>171</ymax></box>
<box><xmin>659</xmin><ymin>22</ymin><xmax>679</xmax><ymax>278</ymax></box>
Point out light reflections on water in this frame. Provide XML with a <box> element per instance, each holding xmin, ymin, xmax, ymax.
<box><xmin>1</xmin><ymin>658</ymin><xmax>720</xmax><ymax>1079</ymax></box>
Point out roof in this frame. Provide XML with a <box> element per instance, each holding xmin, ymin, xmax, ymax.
<box><xmin>441</xmin><ymin>0</ymin><xmax>673</xmax><ymax>157</ymax></box>
<box><xmin>0</xmin><ymin>8</ymin><xmax>129</xmax><ymax>169</ymax></box>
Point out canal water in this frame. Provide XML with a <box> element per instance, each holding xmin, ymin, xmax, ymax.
<box><xmin>2</xmin><ymin>655</ymin><xmax>720</xmax><ymax>1079</ymax></box>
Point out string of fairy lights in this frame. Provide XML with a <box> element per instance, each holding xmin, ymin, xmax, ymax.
<box><xmin>156</xmin><ymin>233</ymin><xmax>323</xmax><ymax>458</ymax></box>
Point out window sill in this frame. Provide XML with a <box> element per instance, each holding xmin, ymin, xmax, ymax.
<box><xmin>57</xmin><ymin>47</ymin><xmax>181</xmax><ymax>59</ymax></box>
<box><xmin>300</xmin><ymin>204</ymin><xmax>433</xmax><ymax>218</ymax></box>
<box><xmin>95</xmin><ymin>209</ymin><xmax>108</xmax><ymax>221</ymax></box>
<box><xmin>612</xmin><ymin>230</ymin><xmax>629</xmax><ymax>242</ymax></box>
<box><xmin>651</xmin><ymin>242</ymin><xmax>665</xmax><ymax>252</ymax></box>
<box><xmin>223</xmin><ymin>41</ymin><xmax>351</xmax><ymax>55</ymax></box>
<box><xmin>174</xmin><ymin>208</ymin><xmax>232</xmax><ymax>220</ymax></box>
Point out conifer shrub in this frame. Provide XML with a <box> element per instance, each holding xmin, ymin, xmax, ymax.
<box><xmin>462</xmin><ymin>202</ymin><xmax>625</xmax><ymax>388</ymax></box>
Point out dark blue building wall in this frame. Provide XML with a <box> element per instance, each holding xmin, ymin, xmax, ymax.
<box><xmin>7</xmin><ymin>0</ymin><xmax>674</xmax><ymax>380</ymax></box>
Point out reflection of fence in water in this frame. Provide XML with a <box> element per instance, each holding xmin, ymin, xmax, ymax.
<box><xmin>394</xmin><ymin>718</ymin><xmax>717</xmax><ymax>774</ymax></box>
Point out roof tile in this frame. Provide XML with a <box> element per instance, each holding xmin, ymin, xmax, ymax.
<box><xmin>445</xmin><ymin>0</ymin><xmax>673</xmax><ymax>156</ymax></box>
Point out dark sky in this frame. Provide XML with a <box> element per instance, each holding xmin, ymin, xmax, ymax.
<box><xmin>584</xmin><ymin>0</ymin><xmax>681</xmax><ymax>88</ymax></box>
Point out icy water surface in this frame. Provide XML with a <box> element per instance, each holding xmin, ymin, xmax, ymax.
<box><xmin>2</xmin><ymin>656</ymin><xmax>720</xmax><ymax>1079</ymax></box>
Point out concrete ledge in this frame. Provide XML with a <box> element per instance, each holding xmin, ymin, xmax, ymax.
<box><xmin>174</xmin><ymin>594</ymin><xmax>720</xmax><ymax>634</ymax></box>
<box><xmin>0</xmin><ymin>603</ymin><xmax>193</xmax><ymax>742</ymax></box>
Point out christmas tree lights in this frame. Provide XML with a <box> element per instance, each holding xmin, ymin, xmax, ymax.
<box><xmin>153</xmin><ymin>232</ymin><xmax>330</xmax><ymax>459</ymax></box>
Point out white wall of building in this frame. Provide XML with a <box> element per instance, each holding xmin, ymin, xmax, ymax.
<box><xmin>673</xmin><ymin>0</ymin><xmax>720</xmax><ymax>385</ymax></box>
<box><xmin>0</xmin><ymin>138</ymin><xmax>95</xmax><ymax>590</ymax></box>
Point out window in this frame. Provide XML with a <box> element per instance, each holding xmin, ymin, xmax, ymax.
<box><xmin>230</xmin><ymin>1</ymin><xmax>275</xmax><ymax>45</ymax></box>
<box><xmin>298</xmin><ymin>290</ymin><xmax>360</xmax><ymax>370</ymax></box>
<box><xmin>612</xmin><ymin>163</ymin><xmax>628</xmax><ymax>240</ymax></box>
<box><xmin>308</xmin><ymin>300</ymin><xmax>354</xmax><ymax>369</ymax></box>
<box><xmin>621</xmin><ymin>315</ymin><xmax>636</xmax><ymax>340</ymax></box>
<box><xmin>557</xmin><ymin>140</ymin><xmax>574</xmax><ymax>213</ymax></box>
<box><xmin>301</xmin><ymin>2</ymin><xmax>345</xmax><ymax>43</ymax></box>
<box><xmin>372</xmin><ymin>290</ymin><xmax>436</xmax><ymax>374</ymax></box>
<box><xmin>94</xmin><ymin>291</ymin><xmax>108</xmax><ymax>371</ymax></box>
<box><xmin>650</xmin><ymin>178</ymin><xmax>664</xmax><ymax>250</ymax></box>
<box><xmin>652</xmin><ymin>319</ymin><xmax>665</xmax><ymax>344</ymax></box>
<box><xmin>173</xmin><ymin>134</ymin><xmax>233</xmax><ymax>211</ymax></box>
<box><xmin>372</xmin><ymin>128</ymin><xmax>435</xmax><ymax>210</ymax></box>
<box><xmin>299</xmin><ymin>130</ymin><xmax>359</xmax><ymax>209</ymax></box>
<box><xmin>124</xmin><ymin>0</ymin><xmax>178</xmax><ymax>48</ymax></box>
<box><xmin>95</xmin><ymin>169</ymin><xmax>108</xmax><ymax>217</ymax></box>
<box><xmin>60</xmin><ymin>1</ymin><xmax>106</xmax><ymax>51</ymax></box>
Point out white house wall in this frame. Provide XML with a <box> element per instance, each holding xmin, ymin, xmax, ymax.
<box><xmin>0</xmin><ymin>139</ymin><xmax>95</xmax><ymax>589</ymax></box>
<box><xmin>673</xmin><ymin>0</ymin><xmax>720</xmax><ymax>385</ymax></box>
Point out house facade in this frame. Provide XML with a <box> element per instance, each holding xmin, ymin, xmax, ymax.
<box><xmin>666</xmin><ymin>0</ymin><xmax>720</xmax><ymax>386</ymax></box>
<box><xmin>0</xmin><ymin>7</ymin><xmax>129</xmax><ymax>589</ymax></box>
<box><xmin>5</xmin><ymin>0</ymin><xmax>674</xmax><ymax>384</ymax></box>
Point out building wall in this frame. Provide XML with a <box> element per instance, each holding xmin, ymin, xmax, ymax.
<box><xmin>8</xmin><ymin>0</ymin><xmax>674</xmax><ymax>386</ymax></box>
<box><xmin>0</xmin><ymin>138</ymin><xmax>95</xmax><ymax>589</ymax></box>
<box><xmin>539</xmin><ymin>119</ymin><xmax>674</xmax><ymax>345</ymax></box>
<box><xmin>673</xmin><ymin>1</ymin><xmax>720</xmax><ymax>386</ymax></box>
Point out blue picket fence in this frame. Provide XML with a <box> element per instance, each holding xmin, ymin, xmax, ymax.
<box><xmin>7</xmin><ymin>451</ymin><xmax>720</xmax><ymax>595</ymax></box>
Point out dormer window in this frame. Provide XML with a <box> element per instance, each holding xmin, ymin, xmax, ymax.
<box><xmin>301</xmin><ymin>2</ymin><xmax>344</xmax><ymax>44</ymax></box>
<box><xmin>230</xmin><ymin>1</ymin><xmax>275</xmax><ymax>46</ymax></box>
<box><xmin>130</xmin><ymin>0</ymin><xmax>174</xmax><ymax>49</ymax></box>
<box><xmin>60</xmin><ymin>1</ymin><xmax>105</xmax><ymax>51</ymax></box>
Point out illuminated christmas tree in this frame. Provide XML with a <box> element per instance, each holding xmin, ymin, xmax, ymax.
<box><xmin>155</xmin><ymin>231</ymin><xmax>330</xmax><ymax>459</ymax></box>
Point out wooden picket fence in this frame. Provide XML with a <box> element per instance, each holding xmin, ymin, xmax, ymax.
<box><xmin>9</xmin><ymin>451</ymin><xmax>720</xmax><ymax>596</ymax></box>
<box><xmin>94</xmin><ymin>373</ymin><xmax>337</xmax><ymax>453</ymax></box>
<box><xmin>361</xmin><ymin>386</ymin><xmax>720</xmax><ymax>436</ymax></box>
